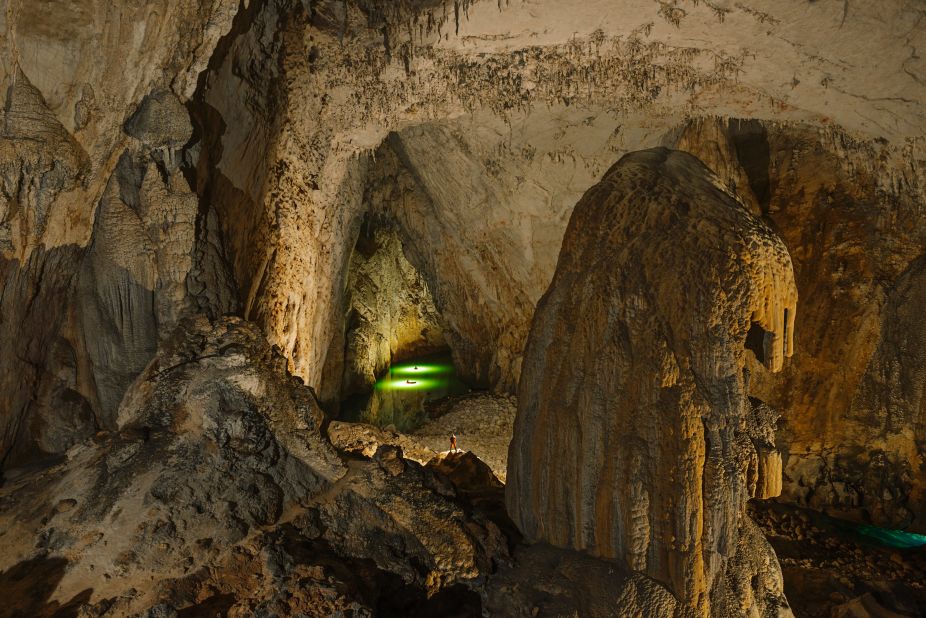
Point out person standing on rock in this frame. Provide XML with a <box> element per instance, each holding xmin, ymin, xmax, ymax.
<box><xmin>450</xmin><ymin>432</ymin><xmax>457</xmax><ymax>453</ymax></box>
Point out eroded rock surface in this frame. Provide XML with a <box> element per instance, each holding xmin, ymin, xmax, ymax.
<box><xmin>328</xmin><ymin>392</ymin><xmax>516</xmax><ymax>481</ymax></box>
<box><xmin>327</xmin><ymin>419</ymin><xmax>438</xmax><ymax>464</ymax></box>
<box><xmin>182</xmin><ymin>0</ymin><xmax>926</xmax><ymax>402</ymax></box>
<box><xmin>2</xmin><ymin>0</ymin><xmax>924</xmax><ymax>486</ymax></box>
<box><xmin>675</xmin><ymin>118</ymin><xmax>926</xmax><ymax>532</ymax></box>
<box><xmin>0</xmin><ymin>317</ymin><xmax>341</xmax><ymax>611</ymax></box>
<box><xmin>0</xmin><ymin>317</ymin><xmax>511</xmax><ymax>616</ymax></box>
<box><xmin>507</xmin><ymin>148</ymin><xmax>796</xmax><ymax>615</ymax></box>
<box><xmin>413</xmin><ymin>393</ymin><xmax>517</xmax><ymax>482</ymax></box>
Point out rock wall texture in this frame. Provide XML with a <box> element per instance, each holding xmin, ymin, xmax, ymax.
<box><xmin>320</xmin><ymin>220</ymin><xmax>445</xmax><ymax>407</ymax></box>
<box><xmin>2</xmin><ymin>0</ymin><xmax>924</xmax><ymax>471</ymax></box>
<box><xmin>674</xmin><ymin>118</ymin><xmax>926</xmax><ymax>532</ymax></box>
<box><xmin>0</xmin><ymin>0</ymin><xmax>241</xmax><ymax>470</ymax></box>
<box><xmin>0</xmin><ymin>316</ymin><xmax>341</xmax><ymax>612</ymax></box>
<box><xmin>506</xmin><ymin>148</ymin><xmax>796</xmax><ymax>616</ymax></box>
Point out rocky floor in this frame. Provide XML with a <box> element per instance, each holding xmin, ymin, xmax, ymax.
<box><xmin>0</xmin><ymin>320</ymin><xmax>512</xmax><ymax>618</ymax></box>
<box><xmin>328</xmin><ymin>392</ymin><xmax>516</xmax><ymax>483</ymax></box>
<box><xmin>749</xmin><ymin>501</ymin><xmax>926</xmax><ymax>617</ymax></box>
<box><xmin>413</xmin><ymin>394</ymin><xmax>517</xmax><ymax>483</ymax></box>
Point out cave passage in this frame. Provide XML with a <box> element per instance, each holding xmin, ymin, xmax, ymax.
<box><xmin>342</xmin><ymin>351</ymin><xmax>470</xmax><ymax>431</ymax></box>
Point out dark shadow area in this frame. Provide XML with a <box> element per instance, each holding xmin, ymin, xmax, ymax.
<box><xmin>745</xmin><ymin>321</ymin><xmax>771</xmax><ymax>366</ymax></box>
<box><xmin>728</xmin><ymin>118</ymin><xmax>771</xmax><ymax>214</ymax></box>
<box><xmin>0</xmin><ymin>555</ymin><xmax>93</xmax><ymax>618</ymax></box>
<box><xmin>277</xmin><ymin>525</ymin><xmax>482</xmax><ymax>617</ymax></box>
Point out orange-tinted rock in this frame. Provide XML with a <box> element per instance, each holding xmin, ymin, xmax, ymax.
<box><xmin>507</xmin><ymin>148</ymin><xmax>796</xmax><ymax>615</ymax></box>
<box><xmin>675</xmin><ymin>119</ymin><xmax>926</xmax><ymax>532</ymax></box>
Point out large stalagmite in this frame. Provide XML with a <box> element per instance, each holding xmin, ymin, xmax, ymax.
<box><xmin>507</xmin><ymin>148</ymin><xmax>797</xmax><ymax>616</ymax></box>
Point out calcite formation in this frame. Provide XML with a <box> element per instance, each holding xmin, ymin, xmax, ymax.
<box><xmin>675</xmin><ymin>118</ymin><xmax>926</xmax><ymax>531</ymax></box>
<box><xmin>507</xmin><ymin>148</ymin><xmax>796</xmax><ymax>616</ymax></box>
<box><xmin>0</xmin><ymin>0</ymin><xmax>239</xmax><ymax>470</ymax></box>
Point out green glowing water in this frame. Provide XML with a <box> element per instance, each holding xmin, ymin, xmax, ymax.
<box><xmin>850</xmin><ymin>523</ymin><xmax>926</xmax><ymax>549</ymax></box>
<box><xmin>375</xmin><ymin>361</ymin><xmax>454</xmax><ymax>390</ymax></box>
<box><xmin>814</xmin><ymin>509</ymin><xmax>926</xmax><ymax>549</ymax></box>
<box><xmin>343</xmin><ymin>352</ymin><xmax>468</xmax><ymax>431</ymax></box>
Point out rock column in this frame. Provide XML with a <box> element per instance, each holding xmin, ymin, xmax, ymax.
<box><xmin>506</xmin><ymin>148</ymin><xmax>797</xmax><ymax>616</ymax></box>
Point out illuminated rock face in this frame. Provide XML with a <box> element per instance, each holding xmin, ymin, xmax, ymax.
<box><xmin>507</xmin><ymin>148</ymin><xmax>796</xmax><ymax>616</ymax></box>
<box><xmin>319</xmin><ymin>222</ymin><xmax>445</xmax><ymax>407</ymax></box>
<box><xmin>674</xmin><ymin>118</ymin><xmax>926</xmax><ymax>532</ymax></box>
<box><xmin>182</xmin><ymin>0</ymin><xmax>925</xmax><ymax>399</ymax></box>
<box><xmin>2</xmin><ymin>0</ymin><xmax>924</xmax><ymax>478</ymax></box>
<box><xmin>365</xmin><ymin>126</ymin><xmax>580</xmax><ymax>391</ymax></box>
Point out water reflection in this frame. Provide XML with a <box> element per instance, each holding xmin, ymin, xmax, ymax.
<box><xmin>850</xmin><ymin>523</ymin><xmax>926</xmax><ymax>549</ymax></box>
<box><xmin>343</xmin><ymin>352</ymin><xmax>468</xmax><ymax>431</ymax></box>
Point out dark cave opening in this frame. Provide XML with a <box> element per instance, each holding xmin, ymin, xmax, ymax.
<box><xmin>745</xmin><ymin>320</ymin><xmax>772</xmax><ymax>366</ymax></box>
<box><xmin>326</xmin><ymin>214</ymin><xmax>476</xmax><ymax>431</ymax></box>
<box><xmin>728</xmin><ymin>119</ymin><xmax>772</xmax><ymax>214</ymax></box>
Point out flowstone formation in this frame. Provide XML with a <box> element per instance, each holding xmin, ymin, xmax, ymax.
<box><xmin>0</xmin><ymin>0</ymin><xmax>240</xmax><ymax>473</ymax></box>
<box><xmin>675</xmin><ymin>118</ymin><xmax>926</xmax><ymax>532</ymax></box>
<box><xmin>507</xmin><ymin>148</ymin><xmax>797</xmax><ymax>616</ymax></box>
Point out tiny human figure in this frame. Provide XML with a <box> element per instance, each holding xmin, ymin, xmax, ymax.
<box><xmin>450</xmin><ymin>432</ymin><xmax>457</xmax><ymax>453</ymax></box>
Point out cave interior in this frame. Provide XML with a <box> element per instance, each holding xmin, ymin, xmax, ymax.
<box><xmin>1</xmin><ymin>1</ymin><xmax>925</xmax><ymax>617</ymax></box>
